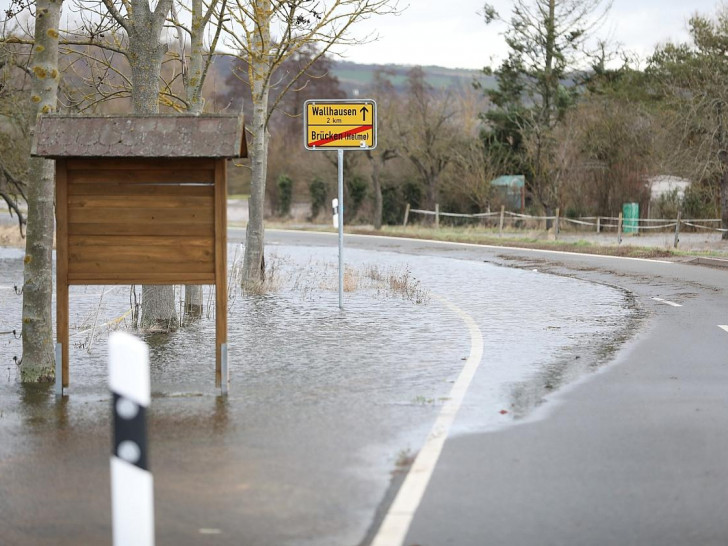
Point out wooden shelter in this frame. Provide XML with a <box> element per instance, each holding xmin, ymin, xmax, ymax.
<box><xmin>32</xmin><ymin>114</ymin><xmax>247</xmax><ymax>395</ymax></box>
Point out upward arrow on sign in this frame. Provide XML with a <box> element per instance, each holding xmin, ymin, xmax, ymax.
<box><xmin>360</xmin><ymin>106</ymin><xmax>369</xmax><ymax>122</ymax></box>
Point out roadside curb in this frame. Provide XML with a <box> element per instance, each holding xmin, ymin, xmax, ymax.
<box><xmin>690</xmin><ymin>256</ymin><xmax>728</xmax><ymax>269</ymax></box>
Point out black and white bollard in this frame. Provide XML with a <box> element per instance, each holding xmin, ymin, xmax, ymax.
<box><xmin>109</xmin><ymin>332</ymin><xmax>154</xmax><ymax>546</ymax></box>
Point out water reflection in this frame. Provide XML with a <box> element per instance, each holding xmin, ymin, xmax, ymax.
<box><xmin>0</xmin><ymin>243</ymin><xmax>637</xmax><ymax>546</ymax></box>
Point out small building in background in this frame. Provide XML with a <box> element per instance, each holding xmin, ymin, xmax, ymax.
<box><xmin>647</xmin><ymin>175</ymin><xmax>691</xmax><ymax>218</ymax></box>
<box><xmin>491</xmin><ymin>175</ymin><xmax>525</xmax><ymax>211</ymax></box>
<box><xmin>648</xmin><ymin>175</ymin><xmax>691</xmax><ymax>200</ymax></box>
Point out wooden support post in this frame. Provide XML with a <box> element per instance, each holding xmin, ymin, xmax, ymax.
<box><xmin>499</xmin><ymin>205</ymin><xmax>505</xmax><ymax>238</ymax></box>
<box><xmin>618</xmin><ymin>212</ymin><xmax>623</xmax><ymax>245</ymax></box>
<box><xmin>435</xmin><ymin>203</ymin><xmax>440</xmax><ymax>229</ymax></box>
<box><xmin>403</xmin><ymin>203</ymin><xmax>410</xmax><ymax>227</ymax></box>
<box><xmin>56</xmin><ymin>160</ymin><xmax>70</xmax><ymax>390</ymax></box>
<box><xmin>596</xmin><ymin>216</ymin><xmax>601</xmax><ymax>233</ymax></box>
<box><xmin>674</xmin><ymin>210</ymin><xmax>681</xmax><ymax>249</ymax></box>
<box><xmin>554</xmin><ymin>207</ymin><xmax>560</xmax><ymax>240</ymax></box>
<box><xmin>214</xmin><ymin>160</ymin><xmax>228</xmax><ymax>391</ymax></box>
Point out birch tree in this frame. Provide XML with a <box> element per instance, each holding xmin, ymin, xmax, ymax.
<box><xmin>169</xmin><ymin>0</ymin><xmax>226</xmax><ymax>318</ymax></box>
<box><xmin>76</xmin><ymin>0</ymin><xmax>228</xmax><ymax>326</ymax></box>
<box><xmin>223</xmin><ymin>0</ymin><xmax>398</xmax><ymax>285</ymax></box>
<box><xmin>94</xmin><ymin>0</ymin><xmax>179</xmax><ymax>328</ymax></box>
<box><xmin>4</xmin><ymin>0</ymin><xmax>65</xmax><ymax>381</ymax></box>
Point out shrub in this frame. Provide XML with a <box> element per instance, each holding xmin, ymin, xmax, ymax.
<box><xmin>309</xmin><ymin>177</ymin><xmax>327</xmax><ymax>219</ymax></box>
<box><xmin>346</xmin><ymin>175</ymin><xmax>368</xmax><ymax>220</ymax></box>
<box><xmin>276</xmin><ymin>174</ymin><xmax>293</xmax><ymax>216</ymax></box>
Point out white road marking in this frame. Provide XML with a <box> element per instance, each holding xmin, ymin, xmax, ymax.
<box><xmin>370</xmin><ymin>294</ymin><xmax>484</xmax><ymax>546</ymax></box>
<box><xmin>718</xmin><ymin>325</ymin><xmax>728</xmax><ymax>334</ymax></box>
<box><xmin>265</xmin><ymin>229</ymin><xmax>675</xmax><ymax>264</ymax></box>
<box><xmin>652</xmin><ymin>297</ymin><xmax>682</xmax><ymax>307</ymax></box>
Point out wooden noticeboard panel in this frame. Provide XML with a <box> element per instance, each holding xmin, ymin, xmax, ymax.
<box><xmin>62</xmin><ymin>158</ymin><xmax>217</xmax><ymax>284</ymax></box>
<box><xmin>55</xmin><ymin>157</ymin><xmax>228</xmax><ymax>389</ymax></box>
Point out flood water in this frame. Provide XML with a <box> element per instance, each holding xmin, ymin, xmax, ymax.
<box><xmin>0</xmin><ymin>242</ymin><xmax>637</xmax><ymax>546</ymax></box>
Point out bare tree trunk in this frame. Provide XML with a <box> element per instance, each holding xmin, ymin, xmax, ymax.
<box><xmin>126</xmin><ymin>1</ymin><xmax>179</xmax><ymax>329</ymax></box>
<box><xmin>372</xmin><ymin>157</ymin><xmax>383</xmax><ymax>230</ymax></box>
<box><xmin>20</xmin><ymin>0</ymin><xmax>63</xmax><ymax>383</ymax></box>
<box><xmin>721</xmin><ymin>168</ymin><xmax>728</xmax><ymax>240</ymax></box>
<box><xmin>241</xmin><ymin>1</ymin><xmax>271</xmax><ymax>285</ymax></box>
<box><xmin>242</xmin><ymin>89</ymin><xmax>269</xmax><ymax>284</ymax></box>
<box><xmin>423</xmin><ymin>174</ymin><xmax>437</xmax><ymax>226</ymax></box>
<box><xmin>186</xmin><ymin>0</ymin><xmax>205</xmax><ymax>113</ymax></box>
<box><xmin>183</xmin><ymin>0</ymin><xmax>209</xmax><ymax>318</ymax></box>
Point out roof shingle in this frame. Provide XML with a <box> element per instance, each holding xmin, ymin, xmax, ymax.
<box><xmin>32</xmin><ymin>114</ymin><xmax>247</xmax><ymax>158</ymax></box>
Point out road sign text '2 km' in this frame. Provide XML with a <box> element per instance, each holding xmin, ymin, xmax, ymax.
<box><xmin>304</xmin><ymin>99</ymin><xmax>377</xmax><ymax>150</ymax></box>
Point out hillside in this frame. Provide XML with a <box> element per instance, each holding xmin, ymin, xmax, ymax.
<box><xmin>208</xmin><ymin>56</ymin><xmax>494</xmax><ymax>99</ymax></box>
<box><xmin>330</xmin><ymin>61</ymin><xmax>495</xmax><ymax>96</ymax></box>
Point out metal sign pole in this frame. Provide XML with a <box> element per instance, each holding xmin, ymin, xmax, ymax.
<box><xmin>303</xmin><ymin>99</ymin><xmax>377</xmax><ymax>310</ymax></box>
<box><xmin>338</xmin><ymin>148</ymin><xmax>344</xmax><ymax>310</ymax></box>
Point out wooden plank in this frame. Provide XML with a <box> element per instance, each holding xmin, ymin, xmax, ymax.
<box><xmin>68</xmin><ymin>244</ymin><xmax>214</xmax><ymax>264</ymax></box>
<box><xmin>68</xmin><ymin>183</ymin><xmax>213</xmax><ymax>197</ymax></box>
<box><xmin>68</xmin><ymin>273</ymin><xmax>215</xmax><ymax>285</ymax></box>
<box><xmin>214</xmin><ymin>159</ymin><xmax>228</xmax><ymax>388</ymax></box>
<box><xmin>68</xmin><ymin>195</ymin><xmax>214</xmax><ymax>209</ymax></box>
<box><xmin>69</xmin><ymin>260</ymin><xmax>213</xmax><ymax>275</ymax></box>
<box><xmin>55</xmin><ymin>160</ymin><xmax>70</xmax><ymax>388</ymax></box>
<box><xmin>69</xmin><ymin>235</ymin><xmax>213</xmax><ymax>248</ymax></box>
<box><xmin>69</xmin><ymin>257</ymin><xmax>214</xmax><ymax>272</ymax></box>
<box><xmin>68</xmin><ymin>169</ymin><xmax>214</xmax><ymax>184</ymax></box>
<box><xmin>68</xmin><ymin>222</ymin><xmax>215</xmax><ymax>237</ymax></box>
<box><xmin>66</xmin><ymin>158</ymin><xmax>216</xmax><ymax>171</ymax></box>
<box><xmin>68</xmin><ymin>206</ymin><xmax>213</xmax><ymax>225</ymax></box>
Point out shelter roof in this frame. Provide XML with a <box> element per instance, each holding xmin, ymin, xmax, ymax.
<box><xmin>32</xmin><ymin>114</ymin><xmax>247</xmax><ymax>159</ymax></box>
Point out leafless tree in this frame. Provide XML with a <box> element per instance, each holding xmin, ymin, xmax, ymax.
<box><xmin>222</xmin><ymin>0</ymin><xmax>400</xmax><ymax>285</ymax></box>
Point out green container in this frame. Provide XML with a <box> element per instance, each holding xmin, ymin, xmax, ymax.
<box><xmin>622</xmin><ymin>202</ymin><xmax>639</xmax><ymax>233</ymax></box>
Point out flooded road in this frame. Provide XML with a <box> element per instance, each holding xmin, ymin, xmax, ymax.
<box><xmin>0</xmin><ymin>241</ymin><xmax>636</xmax><ymax>545</ymax></box>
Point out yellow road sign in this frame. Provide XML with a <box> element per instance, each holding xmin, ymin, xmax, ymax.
<box><xmin>304</xmin><ymin>100</ymin><xmax>377</xmax><ymax>150</ymax></box>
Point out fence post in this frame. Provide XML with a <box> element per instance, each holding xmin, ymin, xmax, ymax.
<box><xmin>596</xmin><ymin>216</ymin><xmax>601</xmax><ymax>233</ymax></box>
<box><xmin>499</xmin><ymin>205</ymin><xmax>505</xmax><ymax>238</ymax></box>
<box><xmin>674</xmin><ymin>210</ymin><xmax>681</xmax><ymax>249</ymax></box>
<box><xmin>435</xmin><ymin>203</ymin><xmax>440</xmax><ymax>229</ymax></box>
<box><xmin>618</xmin><ymin>212</ymin><xmax>623</xmax><ymax>245</ymax></box>
<box><xmin>554</xmin><ymin>207</ymin><xmax>560</xmax><ymax>240</ymax></box>
<box><xmin>403</xmin><ymin>203</ymin><xmax>410</xmax><ymax>227</ymax></box>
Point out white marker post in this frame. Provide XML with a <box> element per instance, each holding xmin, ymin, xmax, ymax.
<box><xmin>332</xmin><ymin>198</ymin><xmax>340</xmax><ymax>229</ymax></box>
<box><xmin>337</xmin><ymin>150</ymin><xmax>345</xmax><ymax>309</ymax></box>
<box><xmin>109</xmin><ymin>332</ymin><xmax>154</xmax><ymax>546</ymax></box>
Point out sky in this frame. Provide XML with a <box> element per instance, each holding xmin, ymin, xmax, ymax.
<box><xmin>0</xmin><ymin>0</ymin><xmax>722</xmax><ymax>70</ymax></box>
<box><xmin>333</xmin><ymin>0</ymin><xmax>723</xmax><ymax>70</ymax></box>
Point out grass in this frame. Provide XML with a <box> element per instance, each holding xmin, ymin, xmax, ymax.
<box><xmin>227</xmin><ymin>250</ymin><xmax>431</xmax><ymax>303</ymax></box>
<box><xmin>255</xmin><ymin>221</ymin><xmax>728</xmax><ymax>259</ymax></box>
<box><xmin>344</xmin><ymin>225</ymin><xmax>687</xmax><ymax>259</ymax></box>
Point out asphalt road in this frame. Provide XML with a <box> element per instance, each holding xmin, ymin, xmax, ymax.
<box><xmin>3</xmin><ymin>228</ymin><xmax>727</xmax><ymax>546</ymax></box>
<box><xmin>256</xmin><ymin>229</ymin><xmax>728</xmax><ymax>546</ymax></box>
